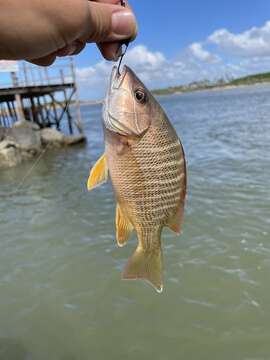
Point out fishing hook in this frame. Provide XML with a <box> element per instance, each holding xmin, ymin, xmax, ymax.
<box><xmin>117</xmin><ymin>0</ymin><xmax>130</xmax><ymax>75</ymax></box>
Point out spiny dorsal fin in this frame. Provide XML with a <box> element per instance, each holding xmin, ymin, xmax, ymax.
<box><xmin>115</xmin><ymin>203</ymin><xmax>133</xmax><ymax>247</ymax></box>
<box><xmin>166</xmin><ymin>204</ymin><xmax>185</xmax><ymax>234</ymax></box>
<box><xmin>87</xmin><ymin>153</ymin><xmax>108</xmax><ymax>191</ymax></box>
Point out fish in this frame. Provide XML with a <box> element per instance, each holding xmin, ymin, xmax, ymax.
<box><xmin>87</xmin><ymin>65</ymin><xmax>187</xmax><ymax>293</ymax></box>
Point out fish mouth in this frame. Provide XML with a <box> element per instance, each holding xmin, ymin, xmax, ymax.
<box><xmin>110</xmin><ymin>65</ymin><xmax>128</xmax><ymax>89</ymax></box>
<box><xmin>103</xmin><ymin>65</ymin><xmax>137</xmax><ymax>136</ymax></box>
<box><xmin>109</xmin><ymin>65</ymin><xmax>128</xmax><ymax>92</ymax></box>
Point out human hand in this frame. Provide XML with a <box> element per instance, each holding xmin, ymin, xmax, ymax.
<box><xmin>0</xmin><ymin>0</ymin><xmax>137</xmax><ymax>66</ymax></box>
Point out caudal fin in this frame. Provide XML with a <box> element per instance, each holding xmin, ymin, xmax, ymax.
<box><xmin>122</xmin><ymin>247</ymin><xmax>163</xmax><ymax>293</ymax></box>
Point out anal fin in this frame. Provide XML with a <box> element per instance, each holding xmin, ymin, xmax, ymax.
<box><xmin>116</xmin><ymin>204</ymin><xmax>133</xmax><ymax>247</ymax></box>
<box><xmin>87</xmin><ymin>153</ymin><xmax>108</xmax><ymax>191</ymax></box>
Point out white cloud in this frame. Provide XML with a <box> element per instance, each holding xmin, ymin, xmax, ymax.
<box><xmin>76</xmin><ymin>45</ymin><xmax>230</xmax><ymax>99</ymax></box>
<box><xmin>76</xmin><ymin>21</ymin><xmax>270</xmax><ymax>99</ymax></box>
<box><xmin>76</xmin><ymin>45</ymin><xmax>170</xmax><ymax>98</ymax></box>
<box><xmin>188</xmin><ymin>42</ymin><xmax>221</xmax><ymax>63</ymax></box>
<box><xmin>124</xmin><ymin>45</ymin><xmax>166</xmax><ymax>83</ymax></box>
<box><xmin>208</xmin><ymin>21</ymin><xmax>270</xmax><ymax>57</ymax></box>
<box><xmin>125</xmin><ymin>45</ymin><xmax>165</xmax><ymax>69</ymax></box>
<box><xmin>76</xmin><ymin>60</ymin><xmax>114</xmax><ymax>100</ymax></box>
<box><xmin>77</xmin><ymin>61</ymin><xmax>111</xmax><ymax>87</ymax></box>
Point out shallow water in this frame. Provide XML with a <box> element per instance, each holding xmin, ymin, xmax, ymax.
<box><xmin>0</xmin><ymin>84</ymin><xmax>270</xmax><ymax>360</ymax></box>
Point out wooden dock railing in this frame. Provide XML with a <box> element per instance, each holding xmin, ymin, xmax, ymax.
<box><xmin>0</xmin><ymin>58</ymin><xmax>83</xmax><ymax>135</ymax></box>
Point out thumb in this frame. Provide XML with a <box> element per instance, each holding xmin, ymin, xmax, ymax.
<box><xmin>82</xmin><ymin>2</ymin><xmax>137</xmax><ymax>43</ymax></box>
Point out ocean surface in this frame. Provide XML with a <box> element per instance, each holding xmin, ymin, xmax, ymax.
<box><xmin>0</xmin><ymin>84</ymin><xmax>270</xmax><ymax>360</ymax></box>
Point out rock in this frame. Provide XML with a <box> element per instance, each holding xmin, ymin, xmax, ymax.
<box><xmin>40</xmin><ymin>128</ymin><xmax>65</xmax><ymax>147</ymax></box>
<box><xmin>13</xmin><ymin>120</ymin><xmax>39</xmax><ymax>130</ymax></box>
<box><xmin>62</xmin><ymin>134</ymin><xmax>87</xmax><ymax>146</ymax></box>
<box><xmin>40</xmin><ymin>128</ymin><xmax>86</xmax><ymax>147</ymax></box>
<box><xmin>0</xmin><ymin>139</ymin><xmax>17</xmax><ymax>151</ymax></box>
<box><xmin>7</xmin><ymin>121</ymin><xmax>41</xmax><ymax>151</ymax></box>
<box><xmin>0</xmin><ymin>121</ymin><xmax>86</xmax><ymax>169</ymax></box>
<box><xmin>0</xmin><ymin>140</ymin><xmax>23</xmax><ymax>168</ymax></box>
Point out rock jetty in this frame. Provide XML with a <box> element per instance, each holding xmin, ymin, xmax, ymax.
<box><xmin>0</xmin><ymin>121</ymin><xmax>86</xmax><ymax>168</ymax></box>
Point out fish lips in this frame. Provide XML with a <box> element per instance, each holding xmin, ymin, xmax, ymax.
<box><xmin>103</xmin><ymin>66</ymin><xmax>131</xmax><ymax>136</ymax></box>
<box><xmin>103</xmin><ymin>66</ymin><xmax>148</xmax><ymax>138</ymax></box>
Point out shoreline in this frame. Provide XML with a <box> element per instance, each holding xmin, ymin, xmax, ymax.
<box><xmin>79</xmin><ymin>99</ymin><xmax>103</xmax><ymax>106</ymax></box>
<box><xmin>78</xmin><ymin>80</ymin><xmax>270</xmax><ymax>105</ymax></box>
<box><xmin>152</xmin><ymin>80</ymin><xmax>270</xmax><ymax>97</ymax></box>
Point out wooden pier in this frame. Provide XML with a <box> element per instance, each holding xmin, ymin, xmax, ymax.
<box><xmin>0</xmin><ymin>58</ymin><xmax>83</xmax><ymax>135</ymax></box>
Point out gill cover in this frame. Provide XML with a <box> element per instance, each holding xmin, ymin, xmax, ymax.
<box><xmin>103</xmin><ymin>66</ymin><xmax>152</xmax><ymax>137</ymax></box>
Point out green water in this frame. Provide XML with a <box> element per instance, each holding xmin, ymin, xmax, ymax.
<box><xmin>0</xmin><ymin>85</ymin><xmax>270</xmax><ymax>359</ymax></box>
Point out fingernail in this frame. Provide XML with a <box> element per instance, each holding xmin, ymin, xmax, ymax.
<box><xmin>112</xmin><ymin>10</ymin><xmax>136</xmax><ymax>38</ymax></box>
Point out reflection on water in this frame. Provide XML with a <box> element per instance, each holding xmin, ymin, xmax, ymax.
<box><xmin>0</xmin><ymin>84</ymin><xmax>270</xmax><ymax>359</ymax></box>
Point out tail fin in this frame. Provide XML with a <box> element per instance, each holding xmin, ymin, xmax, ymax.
<box><xmin>122</xmin><ymin>246</ymin><xmax>163</xmax><ymax>293</ymax></box>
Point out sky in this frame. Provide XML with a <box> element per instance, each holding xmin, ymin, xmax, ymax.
<box><xmin>1</xmin><ymin>1</ymin><xmax>270</xmax><ymax>99</ymax></box>
<box><xmin>75</xmin><ymin>0</ymin><xmax>270</xmax><ymax>99</ymax></box>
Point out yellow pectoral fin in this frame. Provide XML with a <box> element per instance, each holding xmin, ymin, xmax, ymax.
<box><xmin>87</xmin><ymin>153</ymin><xmax>108</xmax><ymax>191</ymax></box>
<box><xmin>115</xmin><ymin>204</ymin><xmax>133</xmax><ymax>247</ymax></box>
<box><xmin>166</xmin><ymin>204</ymin><xmax>185</xmax><ymax>234</ymax></box>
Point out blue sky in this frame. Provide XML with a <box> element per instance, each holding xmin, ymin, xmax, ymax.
<box><xmin>1</xmin><ymin>0</ymin><xmax>270</xmax><ymax>99</ymax></box>
<box><xmin>78</xmin><ymin>0</ymin><xmax>270</xmax><ymax>64</ymax></box>
<box><xmin>75</xmin><ymin>0</ymin><xmax>270</xmax><ymax>99</ymax></box>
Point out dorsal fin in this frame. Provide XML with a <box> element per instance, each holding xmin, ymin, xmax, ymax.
<box><xmin>166</xmin><ymin>204</ymin><xmax>185</xmax><ymax>234</ymax></box>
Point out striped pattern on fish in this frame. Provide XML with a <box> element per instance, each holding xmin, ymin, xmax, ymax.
<box><xmin>106</xmin><ymin>121</ymin><xmax>185</xmax><ymax>230</ymax></box>
<box><xmin>87</xmin><ymin>65</ymin><xmax>187</xmax><ymax>293</ymax></box>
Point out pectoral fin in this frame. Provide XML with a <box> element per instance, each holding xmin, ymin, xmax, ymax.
<box><xmin>116</xmin><ymin>204</ymin><xmax>133</xmax><ymax>247</ymax></box>
<box><xmin>87</xmin><ymin>153</ymin><xmax>108</xmax><ymax>191</ymax></box>
<box><xmin>166</xmin><ymin>204</ymin><xmax>185</xmax><ymax>234</ymax></box>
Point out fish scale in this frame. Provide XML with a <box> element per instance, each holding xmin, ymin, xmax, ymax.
<box><xmin>88</xmin><ymin>65</ymin><xmax>186</xmax><ymax>292</ymax></box>
<box><xmin>107</xmin><ymin>124</ymin><xmax>184</xmax><ymax>228</ymax></box>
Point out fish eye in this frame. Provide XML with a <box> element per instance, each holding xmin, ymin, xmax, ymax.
<box><xmin>134</xmin><ymin>89</ymin><xmax>146</xmax><ymax>103</ymax></box>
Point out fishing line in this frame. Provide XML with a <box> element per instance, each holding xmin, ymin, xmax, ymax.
<box><xmin>117</xmin><ymin>0</ymin><xmax>130</xmax><ymax>75</ymax></box>
<box><xmin>117</xmin><ymin>43</ymin><xmax>129</xmax><ymax>75</ymax></box>
<box><xmin>3</xmin><ymin>142</ymin><xmax>49</xmax><ymax>197</ymax></box>
<box><xmin>15</xmin><ymin>144</ymin><xmax>49</xmax><ymax>191</ymax></box>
